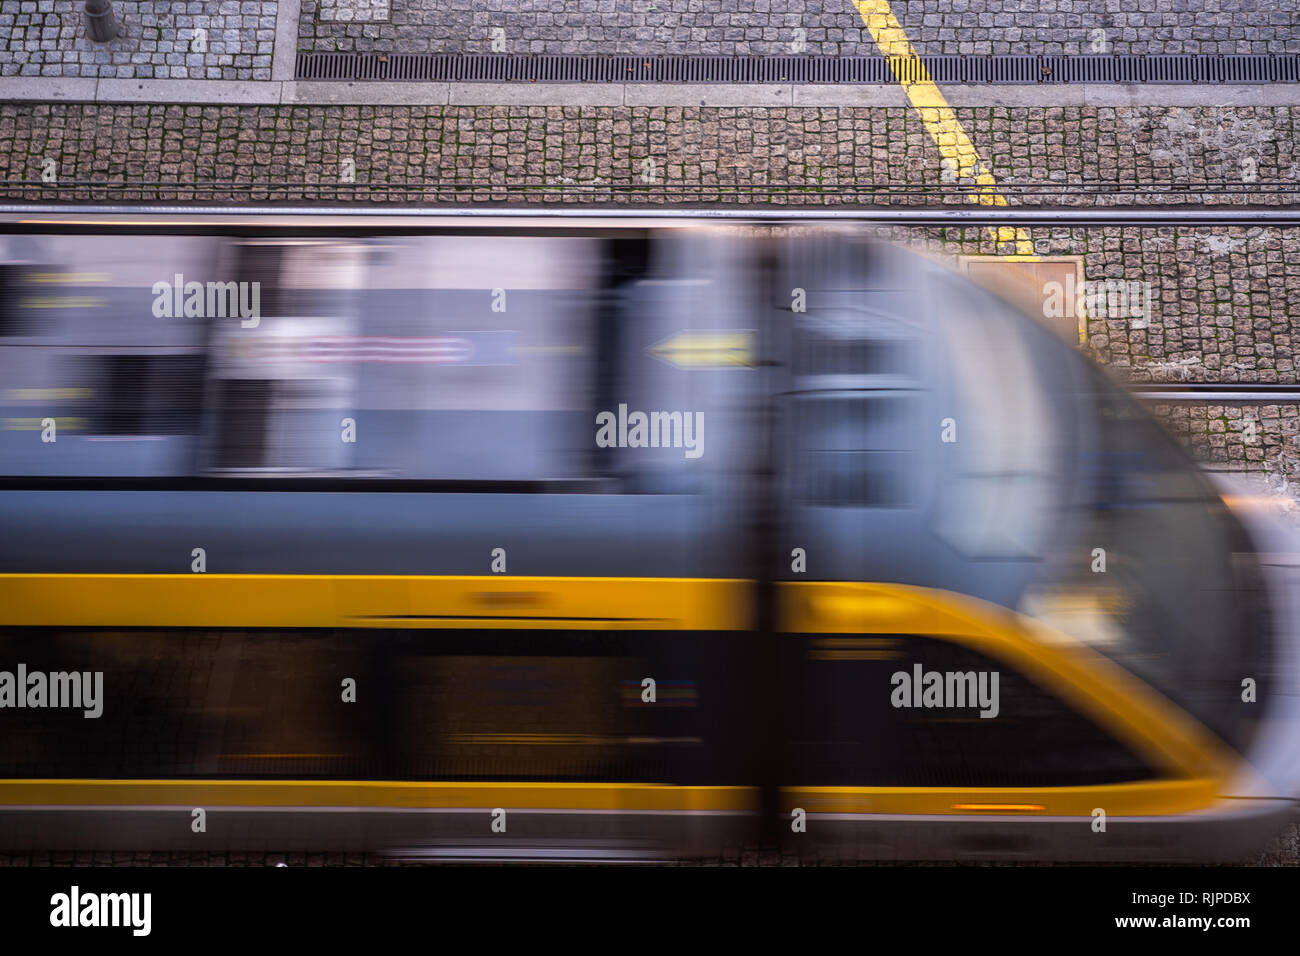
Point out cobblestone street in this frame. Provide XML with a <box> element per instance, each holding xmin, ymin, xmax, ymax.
<box><xmin>5</xmin><ymin>103</ymin><xmax>1291</xmax><ymax>205</ymax></box>
<box><xmin>1</xmin><ymin>0</ymin><xmax>277</xmax><ymax>78</ymax></box>
<box><xmin>4</xmin><ymin>0</ymin><xmax>1299</xmax><ymax>79</ymax></box>
<box><xmin>300</xmin><ymin>0</ymin><xmax>1300</xmax><ymax>57</ymax></box>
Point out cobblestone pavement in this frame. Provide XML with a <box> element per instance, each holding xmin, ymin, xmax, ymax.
<box><xmin>1</xmin><ymin>105</ymin><xmax>1294</xmax><ymax>207</ymax></box>
<box><xmin>1149</xmin><ymin>403</ymin><xmax>1300</xmax><ymax>475</ymax></box>
<box><xmin>300</xmin><ymin>0</ymin><xmax>1300</xmax><ymax>58</ymax></box>
<box><xmin>0</xmin><ymin>0</ymin><xmax>277</xmax><ymax>79</ymax></box>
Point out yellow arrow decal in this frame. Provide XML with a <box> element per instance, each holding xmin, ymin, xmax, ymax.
<box><xmin>647</xmin><ymin>330</ymin><xmax>756</xmax><ymax>369</ymax></box>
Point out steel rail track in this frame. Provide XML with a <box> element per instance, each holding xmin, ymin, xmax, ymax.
<box><xmin>1130</xmin><ymin>384</ymin><xmax>1300</xmax><ymax>402</ymax></box>
<box><xmin>7</xmin><ymin>203</ymin><xmax>1300</xmax><ymax>228</ymax></box>
<box><xmin>1</xmin><ymin>181</ymin><xmax>1296</xmax><ymax>190</ymax></box>
<box><xmin>4</xmin><ymin>180</ymin><xmax>1300</xmax><ymax>209</ymax></box>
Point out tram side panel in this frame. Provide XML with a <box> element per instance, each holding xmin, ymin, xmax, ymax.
<box><xmin>0</xmin><ymin>226</ymin><xmax>767</xmax><ymax>857</ymax></box>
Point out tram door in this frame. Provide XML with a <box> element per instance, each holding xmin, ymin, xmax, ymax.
<box><xmin>768</xmin><ymin>233</ymin><xmax>943</xmax><ymax>842</ymax></box>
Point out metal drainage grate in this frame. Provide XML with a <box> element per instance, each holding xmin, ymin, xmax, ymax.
<box><xmin>296</xmin><ymin>52</ymin><xmax>1297</xmax><ymax>84</ymax></box>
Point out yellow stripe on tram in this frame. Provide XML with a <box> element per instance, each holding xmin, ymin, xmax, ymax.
<box><xmin>0</xmin><ymin>574</ymin><xmax>752</xmax><ymax>631</ymax></box>
<box><xmin>783</xmin><ymin>779</ymin><xmax>1225</xmax><ymax>818</ymax></box>
<box><xmin>0</xmin><ymin>779</ymin><xmax>758</xmax><ymax>813</ymax></box>
<box><xmin>852</xmin><ymin>0</ymin><xmax>1037</xmax><ymax>260</ymax></box>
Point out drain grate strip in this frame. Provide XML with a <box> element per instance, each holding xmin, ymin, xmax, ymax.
<box><xmin>296</xmin><ymin>52</ymin><xmax>1294</xmax><ymax>84</ymax></box>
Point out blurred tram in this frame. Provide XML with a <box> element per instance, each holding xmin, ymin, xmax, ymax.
<box><xmin>0</xmin><ymin>210</ymin><xmax>1296</xmax><ymax>862</ymax></box>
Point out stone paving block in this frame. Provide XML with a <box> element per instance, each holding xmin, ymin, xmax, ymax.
<box><xmin>0</xmin><ymin>0</ymin><xmax>277</xmax><ymax>79</ymax></box>
<box><xmin>297</xmin><ymin>0</ymin><xmax>1300</xmax><ymax>58</ymax></box>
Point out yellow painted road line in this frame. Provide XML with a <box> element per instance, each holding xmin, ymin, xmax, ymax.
<box><xmin>852</xmin><ymin>0</ymin><xmax>1037</xmax><ymax>259</ymax></box>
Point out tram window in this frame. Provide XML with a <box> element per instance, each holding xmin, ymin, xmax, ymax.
<box><xmin>210</xmin><ymin>378</ymin><xmax>273</xmax><ymax>469</ymax></box>
<box><xmin>86</xmin><ymin>354</ymin><xmax>205</xmax><ymax>437</ymax></box>
<box><xmin>793</xmin><ymin>396</ymin><xmax>917</xmax><ymax>507</ymax></box>
<box><xmin>1020</xmin><ymin>365</ymin><xmax>1267</xmax><ymax>757</ymax></box>
<box><xmin>0</xmin><ymin>265</ymin><xmax>34</xmax><ymax>337</ymax></box>
<box><xmin>232</xmin><ymin>243</ymin><xmax>289</xmax><ymax>318</ymax></box>
<box><xmin>787</xmin><ymin>634</ymin><xmax>1156</xmax><ymax>787</ymax></box>
<box><xmin>206</xmin><ymin>376</ymin><xmax>351</xmax><ymax>473</ymax></box>
<box><xmin>0</xmin><ymin>628</ymin><xmax>383</xmax><ymax>780</ymax></box>
<box><xmin>351</xmin><ymin>236</ymin><xmax>600</xmax><ymax>483</ymax></box>
<box><xmin>792</xmin><ymin>329</ymin><xmax>912</xmax><ymax>379</ymax></box>
<box><xmin>0</xmin><ymin>628</ymin><xmax>750</xmax><ymax>784</ymax></box>
<box><xmin>207</xmin><ymin>236</ymin><xmax>605</xmax><ymax>483</ymax></box>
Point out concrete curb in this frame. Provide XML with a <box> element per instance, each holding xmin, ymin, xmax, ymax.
<box><xmin>272</xmin><ymin>0</ymin><xmax>302</xmax><ymax>83</ymax></box>
<box><xmin>5</xmin><ymin>77</ymin><xmax>1300</xmax><ymax>108</ymax></box>
<box><xmin>96</xmin><ymin>79</ymin><xmax>283</xmax><ymax>105</ymax></box>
